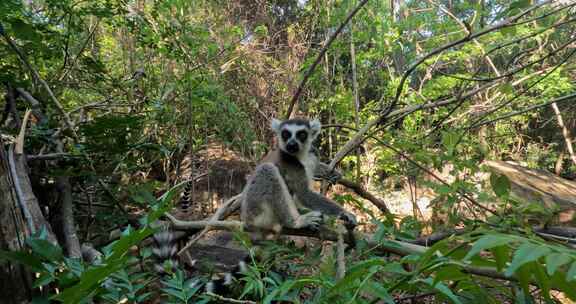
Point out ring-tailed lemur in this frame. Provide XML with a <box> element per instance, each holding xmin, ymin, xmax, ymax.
<box><xmin>153</xmin><ymin>118</ymin><xmax>356</xmax><ymax>292</ymax></box>
<box><xmin>241</xmin><ymin>118</ymin><xmax>356</xmax><ymax>236</ymax></box>
<box><xmin>177</xmin><ymin>153</ymin><xmax>194</xmax><ymax>213</ymax></box>
<box><xmin>152</xmin><ymin>224</ymin><xmax>180</xmax><ymax>275</ymax></box>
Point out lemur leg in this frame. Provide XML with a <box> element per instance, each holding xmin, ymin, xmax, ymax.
<box><xmin>241</xmin><ymin>163</ymin><xmax>322</xmax><ymax>230</ymax></box>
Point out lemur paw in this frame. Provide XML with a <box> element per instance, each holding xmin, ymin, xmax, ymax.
<box><xmin>301</xmin><ymin>211</ymin><xmax>323</xmax><ymax>229</ymax></box>
<box><xmin>339</xmin><ymin>212</ymin><xmax>357</xmax><ymax>228</ymax></box>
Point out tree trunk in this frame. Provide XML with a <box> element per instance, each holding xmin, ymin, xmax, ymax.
<box><xmin>0</xmin><ymin>143</ymin><xmax>32</xmax><ymax>303</ymax></box>
<box><xmin>0</xmin><ymin>141</ymin><xmax>57</xmax><ymax>303</ymax></box>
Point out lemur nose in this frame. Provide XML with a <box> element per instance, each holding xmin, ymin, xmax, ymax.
<box><xmin>286</xmin><ymin>141</ymin><xmax>299</xmax><ymax>153</ymax></box>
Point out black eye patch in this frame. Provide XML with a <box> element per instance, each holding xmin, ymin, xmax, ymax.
<box><xmin>281</xmin><ymin>130</ymin><xmax>291</xmax><ymax>141</ymax></box>
<box><xmin>296</xmin><ymin>130</ymin><xmax>308</xmax><ymax>142</ymax></box>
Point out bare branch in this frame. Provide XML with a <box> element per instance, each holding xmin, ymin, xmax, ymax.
<box><xmin>336</xmin><ymin>178</ymin><xmax>390</xmax><ymax>214</ymax></box>
<box><xmin>1</xmin><ymin>27</ymin><xmax>77</xmax><ymax>137</ymax></box>
<box><xmin>467</xmin><ymin>48</ymin><xmax>576</xmax><ymax>129</ymax></box>
<box><xmin>285</xmin><ymin>0</ymin><xmax>370</xmax><ymax>119</ymax></box>
<box><xmin>388</xmin><ymin>0</ymin><xmax>552</xmax><ymax>118</ymax></box>
<box><xmin>328</xmin><ymin>81</ymin><xmax>499</xmax><ymax>171</ymax></box>
<box><xmin>469</xmin><ymin>92</ymin><xmax>576</xmax><ymax>129</ymax></box>
<box><xmin>15</xmin><ymin>88</ymin><xmax>48</xmax><ymax>124</ymax></box>
<box><xmin>551</xmin><ymin>102</ymin><xmax>576</xmax><ymax>166</ymax></box>
<box><xmin>326</xmin><ymin>124</ymin><xmax>497</xmax><ymax>215</ymax></box>
<box><xmin>27</xmin><ymin>153</ymin><xmax>77</xmax><ymax>161</ymax></box>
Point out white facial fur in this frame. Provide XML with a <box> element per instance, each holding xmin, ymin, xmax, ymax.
<box><xmin>270</xmin><ymin>119</ymin><xmax>321</xmax><ymax>161</ymax></box>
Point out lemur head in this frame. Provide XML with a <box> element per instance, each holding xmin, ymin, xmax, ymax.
<box><xmin>271</xmin><ymin>118</ymin><xmax>321</xmax><ymax>157</ymax></box>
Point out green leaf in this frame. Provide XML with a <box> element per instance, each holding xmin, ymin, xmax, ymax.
<box><xmin>464</xmin><ymin>234</ymin><xmax>512</xmax><ymax>261</ymax></box>
<box><xmin>550</xmin><ymin>271</ymin><xmax>576</xmax><ymax>300</ymax></box>
<box><xmin>490</xmin><ymin>246</ymin><xmax>509</xmax><ymax>272</ymax></box>
<box><xmin>436</xmin><ymin>185</ymin><xmax>452</xmax><ymax>195</ymax></box>
<box><xmin>54</xmin><ymin>226</ymin><xmax>151</xmax><ymax>303</ymax></box>
<box><xmin>423</xmin><ymin>278</ymin><xmax>463</xmax><ymax>304</ymax></box>
<box><xmin>533</xmin><ymin>263</ymin><xmax>551</xmax><ymax>300</ymax></box>
<box><xmin>142</xmin><ymin>181</ymin><xmax>187</xmax><ymax>225</ymax></box>
<box><xmin>442</xmin><ymin>131</ymin><xmax>459</xmax><ymax>155</ymax></box>
<box><xmin>53</xmin><ymin>259</ymin><xmax>127</xmax><ymax>303</ymax></box>
<box><xmin>545</xmin><ymin>253</ymin><xmax>571</xmax><ymax>276</ymax></box>
<box><xmin>514</xmin><ymin>264</ymin><xmax>532</xmax><ymax>298</ymax></box>
<box><xmin>365</xmin><ymin>281</ymin><xmax>394</xmax><ymax>304</ymax></box>
<box><xmin>10</xmin><ymin>18</ymin><xmax>39</xmax><ymax>41</ymax></box>
<box><xmin>31</xmin><ymin>297</ymin><xmax>51</xmax><ymax>304</ymax></box>
<box><xmin>490</xmin><ymin>174</ymin><xmax>510</xmax><ymax>198</ymax></box>
<box><xmin>499</xmin><ymin>83</ymin><xmax>513</xmax><ymax>95</ymax></box>
<box><xmin>326</xmin><ymin>258</ymin><xmax>386</xmax><ymax>298</ymax></box>
<box><xmin>433</xmin><ymin>265</ymin><xmax>466</xmax><ymax>285</ymax></box>
<box><xmin>509</xmin><ymin>0</ymin><xmax>530</xmax><ymax>10</ymax></box>
<box><xmin>26</xmin><ymin>239</ymin><xmax>63</xmax><ymax>262</ymax></box>
<box><xmin>33</xmin><ymin>272</ymin><xmax>55</xmax><ymax>288</ymax></box>
<box><xmin>0</xmin><ymin>250</ymin><xmax>44</xmax><ymax>271</ymax></box>
<box><xmin>501</xmin><ymin>26</ymin><xmax>517</xmax><ymax>37</ymax></box>
<box><xmin>505</xmin><ymin>243</ymin><xmax>551</xmax><ymax>277</ymax></box>
<box><xmin>567</xmin><ymin>262</ymin><xmax>576</xmax><ymax>282</ymax></box>
<box><xmin>263</xmin><ymin>281</ymin><xmax>295</xmax><ymax>304</ymax></box>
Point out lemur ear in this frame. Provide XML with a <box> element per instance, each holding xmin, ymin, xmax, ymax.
<box><xmin>271</xmin><ymin>119</ymin><xmax>282</xmax><ymax>132</ymax></box>
<box><xmin>310</xmin><ymin>119</ymin><xmax>321</xmax><ymax>138</ymax></box>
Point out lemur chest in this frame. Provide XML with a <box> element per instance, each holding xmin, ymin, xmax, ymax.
<box><xmin>279</xmin><ymin>160</ymin><xmax>315</xmax><ymax>193</ymax></box>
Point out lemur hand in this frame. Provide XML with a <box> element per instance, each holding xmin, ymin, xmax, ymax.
<box><xmin>300</xmin><ymin>211</ymin><xmax>323</xmax><ymax>230</ymax></box>
<box><xmin>339</xmin><ymin>212</ymin><xmax>357</xmax><ymax>229</ymax></box>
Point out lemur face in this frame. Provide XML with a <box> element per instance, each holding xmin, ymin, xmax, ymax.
<box><xmin>271</xmin><ymin>118</ymin><xmax>321</xmax><ymax>156</ymax></box>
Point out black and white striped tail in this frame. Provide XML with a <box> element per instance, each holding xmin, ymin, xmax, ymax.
<box><xmin>152</xmin><ymin>226</ymin><xmax>179</xmax><ymax>275</ymax></box>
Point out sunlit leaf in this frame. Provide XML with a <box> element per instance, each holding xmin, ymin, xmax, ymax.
<box><xmin>545</xmin><ymin>253</ymin><xmax>571</xmax><ymax>276</ymax></box>
<box><xmin>490</xmin><ymin>174</ymin><xmax>510</xmax><ymax>198</ymax></box>
<box><xmin>505</xmin><ymin>243</ymin><xmax>550</xmax><ymax>277</ymax></box>
<box><xmin>464</xmin><ymin>234</ymin><xmax>512</xmax><ymax>261</ymax></box>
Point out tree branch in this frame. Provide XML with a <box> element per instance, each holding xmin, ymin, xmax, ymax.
<box><xmin>469</xmin><ymin>92</ymin><xmax>576</xmax><ymax>129</ymax></box>
<box><xmin>336</xmin><ymin>178</ymin><xmax>390</xmax><ymax>214</ymax></box>
<box><xmin>387</xmin><ymin>0</ymin><xmax>552</xmax><ymax>120</ymax></box>
<box><xmin>1</xmin><ymin>24</ymin><xmax>77</xmax><ymax>138</ymax></box>
<box><xmin>551</xmin><ymin>102</ymin><xmax>576</xmax><ymax>166</ymax></box>
<box><xmin>285</xmin><ymin>0</ymin><xmax>370</xmax><ymax>118</ymax></box>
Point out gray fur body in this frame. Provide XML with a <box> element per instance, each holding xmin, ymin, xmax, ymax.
<box><xmin>241</xmin><ymin>118</ymin><xmax>355</xmax><ymax>234</ymax></box>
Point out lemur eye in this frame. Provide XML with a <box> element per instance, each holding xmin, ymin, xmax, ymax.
<box><xmin>281</xmin><ymin>130</ymin><xmax>291</xmax><ymax>141</ymax></box>
<box><xmin>296</xmin><ymin>130</ymin><xmax>308</xmax><ymax>142</ymax></box>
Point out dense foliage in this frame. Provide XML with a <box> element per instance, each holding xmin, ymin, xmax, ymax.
<box><xmin>1</xmin><ymin>0</ymin><xmax>576</xmax><ymax>303</ymax></box>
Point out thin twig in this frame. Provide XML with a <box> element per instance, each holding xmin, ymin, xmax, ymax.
<box><xmin>1</xmin><ymin>25</ymin><xmax>77</xmax><ymax>137</ymax></box>
<box><xmin>388</xmin><ymin>0</ymin><xmax>552</xmax><ymax>118</ymax></box>
<box><xmin>336</xmin><ymin>177</ymin><xmax>390</xmax><ymax>214</ymax></box>
<box><xmin>27</xmin><ymin>153</ymin><xmax>77</xmax><ymax>161</ymax></box>
<box><xmin>466</xmin><ymin>48</ymin><xmax>576</xmax><ymax>129</ymax></box>
<box><xmin>325</xmin><ymin>124</ymin><xmax>497</xmax><ymax>215</ymax></box>
<box><xmin>336</xmin><ymin>223</ymin><xmax>346</xmax><ymax>280</ymax></box>
<box><xmin>551</xmin><ymin>102</ymin><xmax>576</xmax><ymax>166</ymax></box>
<box><xmin>176</xmin><ymin>194</ymin><xmax>241</xmax><ymax>256</ymax></box>
<box><xmin>327</xmin><ymin>81</ymin><xmax>499</xmax><ymax>171</ymax></box>
<box><xmin>469</xmin><ymin>92</ymin><xmax>576</xmax><ymax>129</ymax></box>
<box><xmin>285</xmin><ymin>0</ymin><xmax>370</xmax><ymax>118</ymax></box>
<box><xmin>206</xmin><ymin>292</ymin><xmax>256</xmax><ymax>304</ymax></box>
